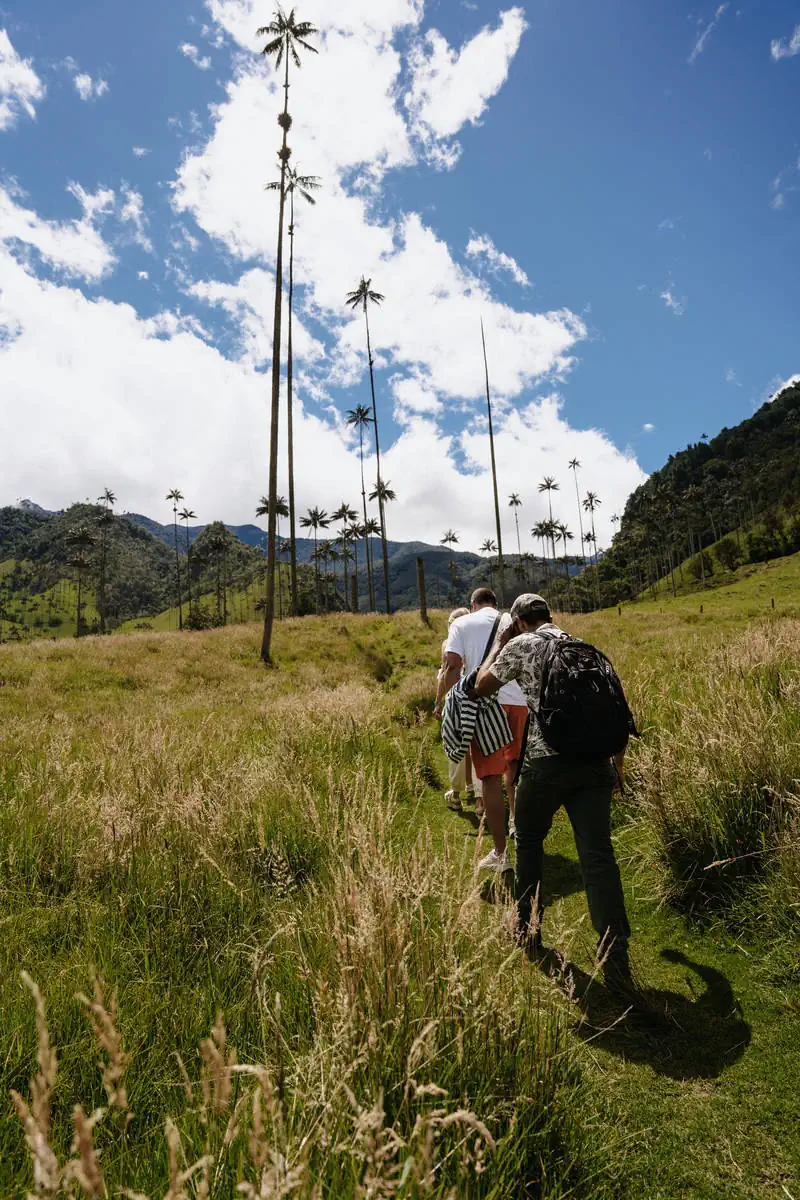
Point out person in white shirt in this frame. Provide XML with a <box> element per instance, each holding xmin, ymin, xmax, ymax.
<box><xmin>437</xmin><ymin>607</ymin><xmax>479</xmax><ymax>810</ymax></box>
<box><xmin>434</xmin><ymin>588</ymin><xmax>528</xmax><ymax>872</ymax></box>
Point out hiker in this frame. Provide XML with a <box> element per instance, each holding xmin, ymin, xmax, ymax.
<box><xmin>472</xmin><ymin>593</ymin><xmax>635</xmax><ymax>989</ymax></box>
<box><xmin>434</xmin><ymin>587</ymin><xmax>528</xmax><ymax>872</ymax></box>
<box><xmin>437</xmin><ymin>608</ymin><xmax>481</xmax><ymax>811</ymax></box>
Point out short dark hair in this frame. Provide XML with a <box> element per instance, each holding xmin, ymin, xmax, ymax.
<box><xmin>471</xmin><ymin>587</ymin><xmax>497</xmax><ymax>607</ymax></box>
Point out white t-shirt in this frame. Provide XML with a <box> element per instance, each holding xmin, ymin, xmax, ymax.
<box><xmin>444</xmin><ymin>607</ymin><xmax>526</xmax><ymax>708</ymax></box>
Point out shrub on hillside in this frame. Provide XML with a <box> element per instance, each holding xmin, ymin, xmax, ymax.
<box><xmin>715</xmin><ymin>535</ymin><xmax>741</xmax><ymax>572</ymax></box>
<box><xmin>687</xmin><ymin>549</ymin><xmax>714</xmax><ymax>581</ymax></box>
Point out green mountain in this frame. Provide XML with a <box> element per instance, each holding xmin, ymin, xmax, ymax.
<box><xmin>0</xmin><ymin>502</ymin><xmax>549</xmax><ymax>640</ymax></box>
<box><xmin>597</xmin><ymin>378</ymin><xmax>800</xmax><ymax>604</ymax></box>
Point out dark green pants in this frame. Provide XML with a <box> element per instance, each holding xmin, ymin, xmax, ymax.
<box><xmin>515</xmin><ymin>756</ymin><xmax>631</xmax><ymax>966</ymax></box>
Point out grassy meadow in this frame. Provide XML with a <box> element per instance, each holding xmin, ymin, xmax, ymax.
<box><xmin>1</xmin><ymin>603</ymin><xmax>799</xmax><ymax>1197</ymax></box>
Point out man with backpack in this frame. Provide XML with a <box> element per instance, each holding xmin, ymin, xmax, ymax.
<box><xmin>472</xmin><ymin>593</ymin><xmax>635</xmax><ymax>989</ymax></box>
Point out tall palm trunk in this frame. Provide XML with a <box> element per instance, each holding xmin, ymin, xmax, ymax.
<box><xmin>364</xmin><ymin>306</ymin><xmax>391</xmax><ymax>614</ymax></box>
<box><xmin>358</xmin><ymin>426</ymin><xmax>375</xmax><ymax>610</ymax></box>
<box><xmin>173</xmin><ymin>509</ymin><xmax>183</xmax><ymax>630</ymax></box>
<box><xmin>313</xmin><ymin>529</ymin><xmax>320</xmax><ymax>613</ymax></box>
<box><xmin>590</xmin><ymin>512</ymin><xmax>601</xmax><ymax>608</ymax></box>
<box><xmin>481</xmin><ymin>320</ymin><xmax>505</xmax><ymax>605</ymax></box>
<box><xmin>572</xmin><ymin>471</ymin><xmax>586</xmax><ymax>570</ymax></box>
<box><xmin>286</xmin><ymin>187</ymin><xmax>299</xmax><ymax>617</ymax></box>
<box><xmin>184</xmin><ymin>520</ymin><xmax>192</xmax><ymax>617</ymax></box>
<box><xmin>261</xmin><ymin>53</ymin><xmax>290</xmax><ymax>664</ymax></box>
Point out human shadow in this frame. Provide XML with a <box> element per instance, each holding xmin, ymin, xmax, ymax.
<box><xmin>479</xmin><ymin>854</ymin><xmax>584</xmax><ymax>907</ymax></box>
<box><xmin>541</xmin><ymin>947</ymin><xmax>751</xmax><ymax>1081</ymax></box>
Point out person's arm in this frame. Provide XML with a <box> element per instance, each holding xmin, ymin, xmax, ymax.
<box><xmin>471</xmin><ymin>630</ymin><xmax>520</xmax><ymax>699</ymax></box>
<box><xmin>612</xmin><ymin>747</ymin><xmax>626</xmax><ymax>793</ymax></box>
<box><xmin>433</xmin><ymin>652</ymin><xmax>463</xmax><ymax>718</ymax></box>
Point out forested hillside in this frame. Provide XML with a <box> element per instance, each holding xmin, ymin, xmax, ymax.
<box><xmin>598</xmin><ymin>379</ymin><xmax>800</xmax><ymax>604</ymax></box>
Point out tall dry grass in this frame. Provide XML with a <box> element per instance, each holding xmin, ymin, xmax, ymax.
<box><xmin>0</xmin><ymin>618</ymin><xmax>617</xmax><ymax>1197</ymax></box>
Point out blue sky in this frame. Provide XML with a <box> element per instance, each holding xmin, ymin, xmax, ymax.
<box><xmin>0</xmin><ymin>0</ymin><xmax>798</xmax><ymax>551</ymax></box>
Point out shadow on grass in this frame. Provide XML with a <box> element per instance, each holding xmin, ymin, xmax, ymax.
<box><xmin>478</xmin><ymin>855</ymin><xmax>585</xmax><ymax>907</ymax></box>
<box><xmin>540</xmin><ymin>947</ymin><xmax>751</xmax><ymax>1080</ymax></box>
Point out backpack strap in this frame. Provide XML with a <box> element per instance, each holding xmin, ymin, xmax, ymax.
<box><xmin>479</xmin><ymin>615</ymin><xmax>502</xmax><ymax>668</ymax></box>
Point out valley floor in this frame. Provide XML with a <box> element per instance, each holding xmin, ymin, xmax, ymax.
<box><xmin>1</xmin><ymin>609</ymin><xmax>798</xmax><ymax>1197</ymax></box>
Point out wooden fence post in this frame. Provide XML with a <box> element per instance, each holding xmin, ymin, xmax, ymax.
<box><xmin>417</xmin><ymin>557</ymin><xmax>428</xmax><ymax>625</ymax></box>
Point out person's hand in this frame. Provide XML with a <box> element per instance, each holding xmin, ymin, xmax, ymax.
<box><xmin>497</xmin><ymin>620</ymin><xmax>517</xmax><ymax>649</ymax></box>
<box><xmin>433</xmin><ymin>702</ymin><xmax>443</xmax><ymax>720</ymax></box>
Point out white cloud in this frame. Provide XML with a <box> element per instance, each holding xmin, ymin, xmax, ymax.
<box><xmin>0</xmin><ymin>183</ymin><xmax>114</xmax><ymax>280</ymax></box>
<box><xmin>657</xmin><ymin>217</ymin><xmax>680</xmax><ymax>232</ymax></box>
<box><xmin>771</xmin><ymin>24</ymin><xmax>800</xmax><ymax>61</ymax></box>
<box><xmin>74</xmin><ymin>73</ymin><xmax>109</xmax><ymax>102</ymax></box>
<box><xmin>120</xmin><ymin>186</ymin><xmax>153</xmax><ymax>252</ymax></box>
<box><xmin>0</xmin><ymin>247</ymin><xmax>643</xmax><ymax>549</ymax></box>
<box><xmin>660</xmin><ymin>280</ymin><xmax>687</xmax><ymax>316</ymax></box>
<box><xmin>138</xmin><ymin>270</ymin><xmax>149</xmax><ymax>281</ymax></box>
<box><xmin>406</xmin><ymin>7</ymin><xmax>527</xmax><ymax>165</ymax></box>
<box><xmin>465</xmin><ymin>233</ymin><xmax>530</xmax><ymax>287</ymax></box>
<box><xmin>180</xmin><ymin>42</ymin><xmax>212</xmax><ymax>70</ymax></box>
<box><xmin>132</xmin><ymin>146</ymin><xmax>151</xmax><ymax>157</ymax></box>
<box><xmin>725</xmin><ymin>367</ymin><xmax>741</xmax><ymax>386</ymax></box>
<box><xmin>0</xmin><ymin>29</ymin><xmax>44</xmax><ymax>130</ymax></box>
<box><xmin>688</xmin><ymin>4</ymin><xmax>728</xmax><ymax>65</ymax></box>
<box><xmin>642</xmin><ymin>422</ymin><xmax>655</xmax><ymax>433</ymax></box>
<box><xmin>188</xmin><ymin>268</ymin><xmax>325</xmax><ymax>367</ymax></box>
<box><xmin>0</xmin><ymin>0</ymin><xmax>647</xmax><ymax>555</ymax></box>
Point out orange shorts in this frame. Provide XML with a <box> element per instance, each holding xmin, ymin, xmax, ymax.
<box><xmin>471</xmin><ymin>704</ymin><xmax>528</xmax><ymax>780</ymax></box>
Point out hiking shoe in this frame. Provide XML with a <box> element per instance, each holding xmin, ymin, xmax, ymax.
<box><xmin>508</xmin><ymin>819</ymin><xmax>516</xmax><ymax>840</ymax></box>
<box><xmin>478</xmin><ymin>848</ymin><xmax>511</xmax><ymax>872</ymax></box>
<box><xmin>464</xmin><ymin>787</ymin><xmax>476</xmax><ymax>804</ymax></box>
<box><xmin>444</xmin><ymin>789</ymin><xmax>462</xmax><ymax>811</ymax></box>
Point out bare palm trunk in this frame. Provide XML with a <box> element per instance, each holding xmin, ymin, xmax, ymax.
<box><xmin>359</xmin><ymin>426</ymin><xmax>375</xmax><ymax>610</ymax></box>
<box><xmin>572</xmin><ymin>471</ymin><xmax>586</xmax><ymax>570</ymax></box>
<box><xmin>364</xmin><ymin>306</ymin><xmax>391</xmax><ymax>614</ymax></box>
<box><xmin>172</xmin><ymin>510</ymin><xmax>183</xmax><ymax>630</ymax></box>
<box><xmin>590</xmin><ymin>513</ymin><xmax>601</xmax><ymax>608</ymax></box>
<box><xmin>184</xmin><ymin>525</ymin><xmax>191</xmax><ymax>619</ymax></box>
<box><xmin>287</xmin><ymin>189</ymin><xmax>299</xmax><ymax>618</ymax></box>
<box><xmin>261</xmin><ymin>55</ymin><xmax>290</xmax><ymax>664</ymax></box>
<box><xmin>481</xmin><ymin>320</ymin><xmax>505</xmax><ymax>605</ymax></box>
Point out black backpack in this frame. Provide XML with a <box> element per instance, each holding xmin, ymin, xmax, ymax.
<box><xmin>537</xmin><ymin>635</ymin><xmax>637</xmax><ymax>760</ymax></box>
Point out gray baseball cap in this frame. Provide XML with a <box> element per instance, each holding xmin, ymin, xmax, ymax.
<box><xmin>510</xmin><ymin>593</ymin><xmax>551</xmax><ymax>623</ymax></box>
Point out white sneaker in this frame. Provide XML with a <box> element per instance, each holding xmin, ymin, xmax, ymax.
<box><xmin>478</xmin><ymin>848</ymin><xmax>511</xmax><ymax>872</ymax></box>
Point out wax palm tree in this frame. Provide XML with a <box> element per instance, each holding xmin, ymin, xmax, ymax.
<box><xmin>368</xmin><ymin>478</ymin><xmax>396</xmax><ymax>605</ymax></box>
<box><xmin>96</xmin><ymin>488</ymin><xmax>115</xmax><ymax>634</ymax></box>
<box><xmin>480</xmin><ymin>538</ymin><xmax>497</xmax><ymax>591</ymax></box>
<box><xmin>481</xmin><ymin>319</ymin><xmax>505</xmax><ymax>603</ymax></box>
<box><xmin>532</xmin><ymin>520</ymin><xmax>551</xmax><ymax>587</ymax></box>
<box><xmin>346</xmin><ymin>404</ymin><xmax>375</xmax><ymax>609</ymax></box>
<box><xmin>441</xmin><ymin>529</ymin><xmax>460</xmax><ymax>603</ymax></box>
<box><xmin>328</xmin><ymin>544</ymin><xmax>340</xmax><ymax>609</ymax></box>
<box><xmin>537</xmin><ymin>477</ymin><xmax>560</xmax><ymax>567</ymax></box>
<box><xmin>569</xmin><ymin>459</ymin><xmax>587</xmax><ymax>571</ymax></box>
<box><xmin>583</xmin><ymin>491</ymin><xmax>602</xmax><ymax>608</ymax></box>
<box><xmin>558</xmin><ymin>522</ymin><xmax>574</xmax><ymax>613</ymax></box>
<box><xmin>299</xmin><ymin>505</ymin><xmax>328</xmax><ymax>613</ymax></box>
<box><xmin>67</xmin><ymin>525</ymin><xmax>95</xmax><ymax>637</ymax></box>
<box><xmin>332</xmin><ymin>502</ymin><xmax>357</xmax><ymax>610</ymax></box>
<box><xmin>346</xmin><ymin>277</ymin><xmax>391</xmax><ymax>613</ymax></box>
<box><xmin>361</xmin><ymin>515</ymin><xmax>381</xmax><ymax>609</ymax></box>
<box><xmin>508</xmin><ymin>492</ymin><xmax>523</xmax><ymax>567</ymax></box>
<box><xmin>257</xmin><ymin>494</ymin><xmax>289</xmax><ymax>614</ymax></box>
<box><xmin>166</xmin><ymin>488</ymin><xmax>184</xmax><ymax>629</ymax></box>
<box><xmin>257</xmin><ymin>7</ymin><xmax>318</xmax><ymax>663</ymax></box>
<box><xmin>179</xmin><ymin>507</ymin><xmax>196</xmax><ymax>618</ymax></box>
<box><xmin>348</xmin><ymin>523</ymin><xmax>363</xmax><ymax>611</ymax></box>
<box><xmin>266</xmin><ymin>166</ymin><xmax>320</xmax><ymax>617</ymax></box>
